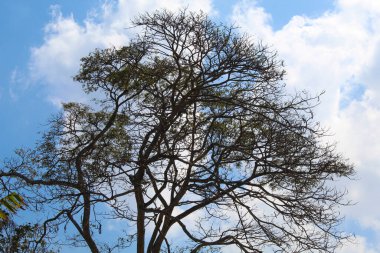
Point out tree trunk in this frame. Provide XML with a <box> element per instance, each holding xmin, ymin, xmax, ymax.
<box><xmin>135</xmin><ymin>185</ymin><xmax>146</xmax><ymax>253</ymax></box>
<box><xmin>82</xmin><ymin>193</ymin><xmax>100</xmax><ymax>253</ymax></box>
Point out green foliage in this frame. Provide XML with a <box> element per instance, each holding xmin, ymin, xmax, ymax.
<box><xmin>0</xmin><ymin>193</ymin><xmax>26</xmax><ymax>221</ymax></box>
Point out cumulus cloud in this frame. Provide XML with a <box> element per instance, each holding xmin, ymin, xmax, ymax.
<box><xmin>231</xmin><ymin>0</ymin><xmax>273</xmax><ymax>42</ymax></box>
<box><xmin>29</xmin><ymin>0</ymin><xmax>213</xmax><ymax>106</ymax></box>
<box><xmin>232</xmin><ymin>0</ymin><xmax>379</xmax><ymax>117</ymax></box>
<box><xmin>230</xmin><ymin>0</ymin><xmax>380</xmax><ymax>245</ymax></box>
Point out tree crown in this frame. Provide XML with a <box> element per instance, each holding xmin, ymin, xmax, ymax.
<box><xmin>1</xmin><ymin>10</ymin><xmax>353</xmax><ymax>253</ymax></box>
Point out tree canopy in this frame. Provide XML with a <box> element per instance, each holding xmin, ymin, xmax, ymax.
<box><xmin>0</xmin><ymin>10</ymin><xmax>353</xmax><ymax>253</ymax></box>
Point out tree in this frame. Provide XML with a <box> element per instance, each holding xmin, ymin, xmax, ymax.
<box><xmin>0</xmin><ymin>221</ymin><xmax>58</xmax><ymax>253</ymax></box>
<box><xmin>0</xmin><ymin>10</ymin><xmax>353</xmax><ymax>253</ymax></box>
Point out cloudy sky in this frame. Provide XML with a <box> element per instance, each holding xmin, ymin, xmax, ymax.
<box><xmin>1</xmin><ymin>0</ymin><xmax>380</xmax><ymax>252</ymax></box>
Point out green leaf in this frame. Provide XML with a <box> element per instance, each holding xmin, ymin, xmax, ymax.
<box><xmin>0</xmin><ymin>193</ymin><xmax>27</xmax><ymax>220</ymax></box>
<box><xmin>0</xmin><ymin>209</ymin><xmax>8</xmax><ymax>221</ymax></box>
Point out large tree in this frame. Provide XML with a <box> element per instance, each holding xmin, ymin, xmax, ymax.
<box><xmin>1</xmin><ymin>10</ymin><xmax>353</xmax><ymax>253</ymax></box>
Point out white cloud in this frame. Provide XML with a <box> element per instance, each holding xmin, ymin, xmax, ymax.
<box><xmin>337</xmin><ymin>236</ymin><xmax>378</xmax><ymax>253</ymax></box>
<box><xmin>29</xmin><ymin>0</ymin><xmax>214</xmax><ymax>106</ymax></box>
<box><xmin>230</xmin><ymin>0</ymin><xmax>380</xmax><ymax>242</ymax></box>
<box><xmin>231</xmin><ymin>0</ymin><xmax>273</xmax><ymax>42</ymax></box>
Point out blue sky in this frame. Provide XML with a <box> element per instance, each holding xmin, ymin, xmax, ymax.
<box><xmin>1</xmin><ymin>1</ymin><xmax>380</xmax><ymax>252</ymax></box>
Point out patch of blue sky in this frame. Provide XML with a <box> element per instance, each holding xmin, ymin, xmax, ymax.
<box><xmin>339</xmin><ymin>81</ymin><xmax>366</xmax><ymax>110</ymax></box>
<box><xmin>0</xmin><ymin>85</ymin><xmax>57</xmax><ymax>158</ymax></box>
<box><xmin>343</xmin><ymin>218</ymin><xmax>377</xmax><ymax>246</ymax></box>
<box><xmin>213</xmin><ymin>0</ymin><xmax>334</xmax><ymax>30</ymax></box>
<box><xmin>256</xmin><ymin>0</ymin><xmax>335</xmax><ymax>30</ymax></box>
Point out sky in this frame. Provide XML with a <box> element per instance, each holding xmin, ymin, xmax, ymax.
<box><xmin>1</xmin><ymin>0</ymin><xmax>380</xmax><ymax>252</ymax></box>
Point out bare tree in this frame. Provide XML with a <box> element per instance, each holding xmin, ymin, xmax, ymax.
<box><xmin>1</xmin><ymin>10</ymin><xmax>353</xmax><ymax>253</ymax></box>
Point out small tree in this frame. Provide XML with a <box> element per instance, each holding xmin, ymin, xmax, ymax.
<box><xmin>1</xmin><ymin>10</ymin><xmax>353</xmax><ymax>253</ymax></box>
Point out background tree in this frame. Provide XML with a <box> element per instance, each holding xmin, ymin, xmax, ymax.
<box><xmin>1</xmin><ymin>10</ymin><xmax>353</xmax><ymax>253</ymax></box>
<box><xmin>0</xmin><ymin>221</ymin><xmax>57</xmax><ymax>253</ymax></box>
<box><xmin>0</xmin><ymin>103</ymin><xmax>132</xmax><ymax>253</ymax></box>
